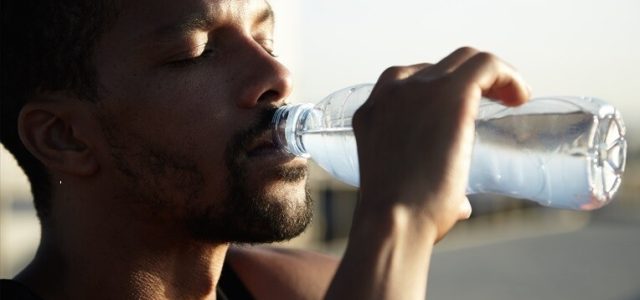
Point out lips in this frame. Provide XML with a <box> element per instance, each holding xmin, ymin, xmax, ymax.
<box><xmin>246</xmin><ymin>132</ymin><xmax>280</xmax><ymax>157</ymax></box>
<box><xmin>242</xmin><ymin>130</ymin><xmax>306</xmax><ymax>171</ymax></box>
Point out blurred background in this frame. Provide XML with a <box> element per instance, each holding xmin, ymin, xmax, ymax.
<box><xmin>2</xmin><ymin>0</ymin><xmax>639</xmax><ymax>299</ymax></box>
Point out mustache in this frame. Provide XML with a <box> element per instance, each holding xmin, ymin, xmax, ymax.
<box><xmin>225</xmin><ymin>106</ymin><xmax>280</xmax><ymax>163</ymax></box>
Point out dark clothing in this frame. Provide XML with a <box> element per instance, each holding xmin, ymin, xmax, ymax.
<box><xmin>0</xmin><ymin>279</ymin><xmax>42</xmax><ymax>300</ymax></box>
<box><xmin>0</xmin><ymin>261</ymin><xmax>254</xmax><ymax>300</ymax></box>
<box><xmin>218</xmin><ymin>261</ymin><xmax>255</xmax><ymax>300</ymax></box>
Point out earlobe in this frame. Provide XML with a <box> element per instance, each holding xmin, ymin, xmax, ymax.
<box><xmin>18</xmin><ymin>102</ymin><xmax>99</xmax><ymax>177</ymax></box>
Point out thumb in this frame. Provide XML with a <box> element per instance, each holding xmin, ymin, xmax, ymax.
<box><xmin>459</xmin><ymin>198</ymin><xmax>472</xmax><ymax>220</ymax></box>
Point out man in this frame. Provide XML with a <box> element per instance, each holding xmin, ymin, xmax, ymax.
<box><xmin>0</xmin><ymin>0</ymin><xmax>530</xmax><ymax>299</ymax></box>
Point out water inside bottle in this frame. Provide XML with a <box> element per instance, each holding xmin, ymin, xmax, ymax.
<box><xmin>299</xmin><ymin>111</ymin><xmax>625</xmax><ymax>210</ymax></box>
<box><xmin>467</xmin><ymin>110</ymin><xmax>625</xmax><ymax>209</ymax></box>
<box><xmin>300</xmin><ymin>128</ymin><xmax>359</xmax><ymax>186</ymax></box>
<box><xmin>469</xmin><ymin>111</ymin><xmax>596</xmax><ymax>209</ymax></box>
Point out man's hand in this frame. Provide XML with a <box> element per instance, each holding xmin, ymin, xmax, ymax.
<box><xmin>326</xmin><ymin>47</ymin><xmax>531</xmax><ymax>300</ymax></box>
<box><xmin>354</xmin><ymin>47</ymin><xmax>530</xmax><ymax>241</ymax></box>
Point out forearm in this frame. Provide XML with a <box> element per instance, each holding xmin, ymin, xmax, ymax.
<box><xmin>325</xmin><ymin>204</ymin><xmax>437</xmax><ymax>300</ymax></box>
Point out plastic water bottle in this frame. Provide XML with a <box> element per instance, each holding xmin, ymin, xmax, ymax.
<box><xmin>272</xmin><ymin>84</ymin><xmax>627</xmax><ymax>210</ymax></box>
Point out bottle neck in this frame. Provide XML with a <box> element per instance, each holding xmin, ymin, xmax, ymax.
<box><xmin>272</xmin><ymin>103</ymin><xmax>315</xmax><ymax>157</ymax></box>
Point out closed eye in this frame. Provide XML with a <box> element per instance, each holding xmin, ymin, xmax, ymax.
<box><xmin>257</xmin><ymin>38</ymin><xmax>278</xmax><ymax>57</ymax></box>
<box><xmin>167</xmin><ymin>43</ymin><xmax>215</xmax><ymax>67</ymax></box>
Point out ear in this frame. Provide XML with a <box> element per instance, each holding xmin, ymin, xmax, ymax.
<box><xmin>18</xmin><ymin>95</ymin><xmax>99</xmax><ymax>177</ymax></box>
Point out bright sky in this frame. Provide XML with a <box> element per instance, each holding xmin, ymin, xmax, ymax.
<box><xmin>272</xmin><ymin>0</ymin><xmax>640</xmax><ymax>134</ymax></box>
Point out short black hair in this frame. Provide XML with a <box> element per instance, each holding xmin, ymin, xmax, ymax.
<box><xmin>1</xmin><ymin>0</ymin><xmax>117</xmax><ymax>221</ymax></box>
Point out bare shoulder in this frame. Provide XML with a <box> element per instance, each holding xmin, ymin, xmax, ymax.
<box><xmin>226</xmin><ymin>245</ymin><xmax>339</xmax><ymax>300</ymax></box>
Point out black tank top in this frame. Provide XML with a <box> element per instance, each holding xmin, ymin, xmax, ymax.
<box><xmin>0</xmin><ymin>262</ymin><xmax>254</xmax><ymax>300</ymax></box>
<box><xmin>218</xmin><ymin>260</ymin><xmax>255</xmax><ymax>299</ymax></box>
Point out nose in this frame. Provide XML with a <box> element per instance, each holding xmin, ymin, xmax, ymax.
<box><xmin>234</xmin><ymin>36</ymin><xmax>293</xmax><ymax>109</ymax></box>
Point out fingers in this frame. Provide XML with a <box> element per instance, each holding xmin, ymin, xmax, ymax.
<box><xmin>417</xmin><ymin>47</ymin><xmax>478</xmax><ymax>76</ymax></box>
<box><xmin>377</xmin><ymin>63</ymin><xmax>433</xmax><ymax>82</ymax></box>
<box><xmin>404</xmin><ymin>47</ymin><xmax>531</xmax><ymax>107</ymax></box>
<box><xmin>365</xmin><ymin>63</ymin><xmax>433</xmax><ymax>108</ymax></box>
<box><xmin>452</xmin><ymin>52</ymin><xmax>531</xmax><ymax>106</ymax></box>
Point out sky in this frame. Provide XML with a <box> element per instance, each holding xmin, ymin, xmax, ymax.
<box><xmin>271</xmin><ymin>0</ymin><xmax>640</xmax><ymax>136</ymax></box>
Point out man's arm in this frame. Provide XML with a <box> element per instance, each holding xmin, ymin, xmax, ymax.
<box><xmin>325</xmin><ymin>47</ymin><xmax>531</xmax><ymax>299</ymax></box>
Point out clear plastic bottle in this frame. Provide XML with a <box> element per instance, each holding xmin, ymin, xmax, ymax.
<box><xmin>272</xmin><ymin>84</ymin><xmax>627</xmax><ymax>210</ymax></box>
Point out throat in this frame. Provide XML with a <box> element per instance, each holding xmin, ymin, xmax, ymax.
<box><xmin>128</xmin><ymin>243</ymin><xmax>230</xmax><ymax>300</ymax></box>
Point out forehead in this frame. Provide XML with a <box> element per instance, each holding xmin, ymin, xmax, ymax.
<box><xmin>112</xmin><ymin>0</ymin><xmax>273</xmax><ymax>41</ymax></box>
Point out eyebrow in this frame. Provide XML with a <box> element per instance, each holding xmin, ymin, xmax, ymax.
<box><xmin>254</xmin><ymin>4</ymin><xmax>275</xmax><ymax>28</ymax></box>
<box><xmin>147</xmin><ymin>5</ymin><xmax>275</xmax><ymax>44</ymax></box>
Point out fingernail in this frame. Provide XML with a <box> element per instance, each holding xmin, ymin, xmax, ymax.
<box><xmin>460</xmin><ymin>200</ymin><xmax>473</xmax><ymax>219</ymax></box>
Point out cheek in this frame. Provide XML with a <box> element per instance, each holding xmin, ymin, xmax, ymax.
<box><xmin>104</xmin><ymin>71</ymin><xmax>236</xmax><ymax>153</ymax></box>
<box><xmin>97</xmin><ymin>96</ymin><xmax>237</xmax><ymax>197</ymax></box>
<box><xmin>96</xmin><ymin>63</ymin><xmax>251</xmax><ymax>201</ymax></box>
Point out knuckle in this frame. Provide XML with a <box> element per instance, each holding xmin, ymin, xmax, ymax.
<box><xmin>472</xmin><ymin>51</ymin><xmax>497</xmax><ymax>64</ymax></box>
<box><xmin>352</xmin><ymin>106</ymin><xmax>370</xmax><ymax>130</ymax></box>
<box><xmin>455</xmin><ymin>46</ymin><xmax>479</xmax><ymax>56</ymax></box>
<box><xmin>380</xmin><ymin>65</ymin><xmax>407</xmax><ymax>81</ymax></box>
<box><xmin>372</xmin><ymin>77</ymin><xmax>402</xmax><ymax>97</ymax></box>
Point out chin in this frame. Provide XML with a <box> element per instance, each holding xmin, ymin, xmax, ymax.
<box><xmin>253</xmin><ymin>161</ymin><xmax>309</xmax><ymax>202</ymax></box>
<box><xmin>267</xmin><ymin>176</ymin><xmax>309</xmax><ymax>202</ymax></box>
<box><xmin>187</xmin><ymin>158</ymin><xmax>313</xmax><ymax>244</ymax></box>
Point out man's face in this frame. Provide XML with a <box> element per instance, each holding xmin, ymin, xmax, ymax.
<box><xmin>91</xmin><ymin>0</ymin><xmax>311</xmax><ymax>243</ymax></box>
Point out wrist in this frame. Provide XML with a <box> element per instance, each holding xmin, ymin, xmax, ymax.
<box><xmin>333</xmin><ymin>199</ymin><xmax>436</xmax><ymax>299</ymax></box>
<box><xmin>350</xmin><ymin>198</ymin><xmax>439</xmax><ymax>249</ymax></box>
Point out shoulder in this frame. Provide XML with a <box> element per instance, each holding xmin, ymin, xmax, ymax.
<box><xmin>226</xmin><ymin>245</ymin><xmax>339</xmax><ymax>300</ymax></box>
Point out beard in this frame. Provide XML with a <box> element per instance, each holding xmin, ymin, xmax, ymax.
<box><xmin>188</xmin><ymin>107</ymin><xmax>313</xmax><ymax>244</ymax></box>
<box><xmin>100</xmin><ymin>106</ymin><xmax>313</xmax><ymax>244</ymax></box>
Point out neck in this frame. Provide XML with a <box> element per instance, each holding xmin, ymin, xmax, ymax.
<box><xmin>16</xmin><ymin>213</ymin><xmax>230</xmax><ymax>300</ymax></box>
